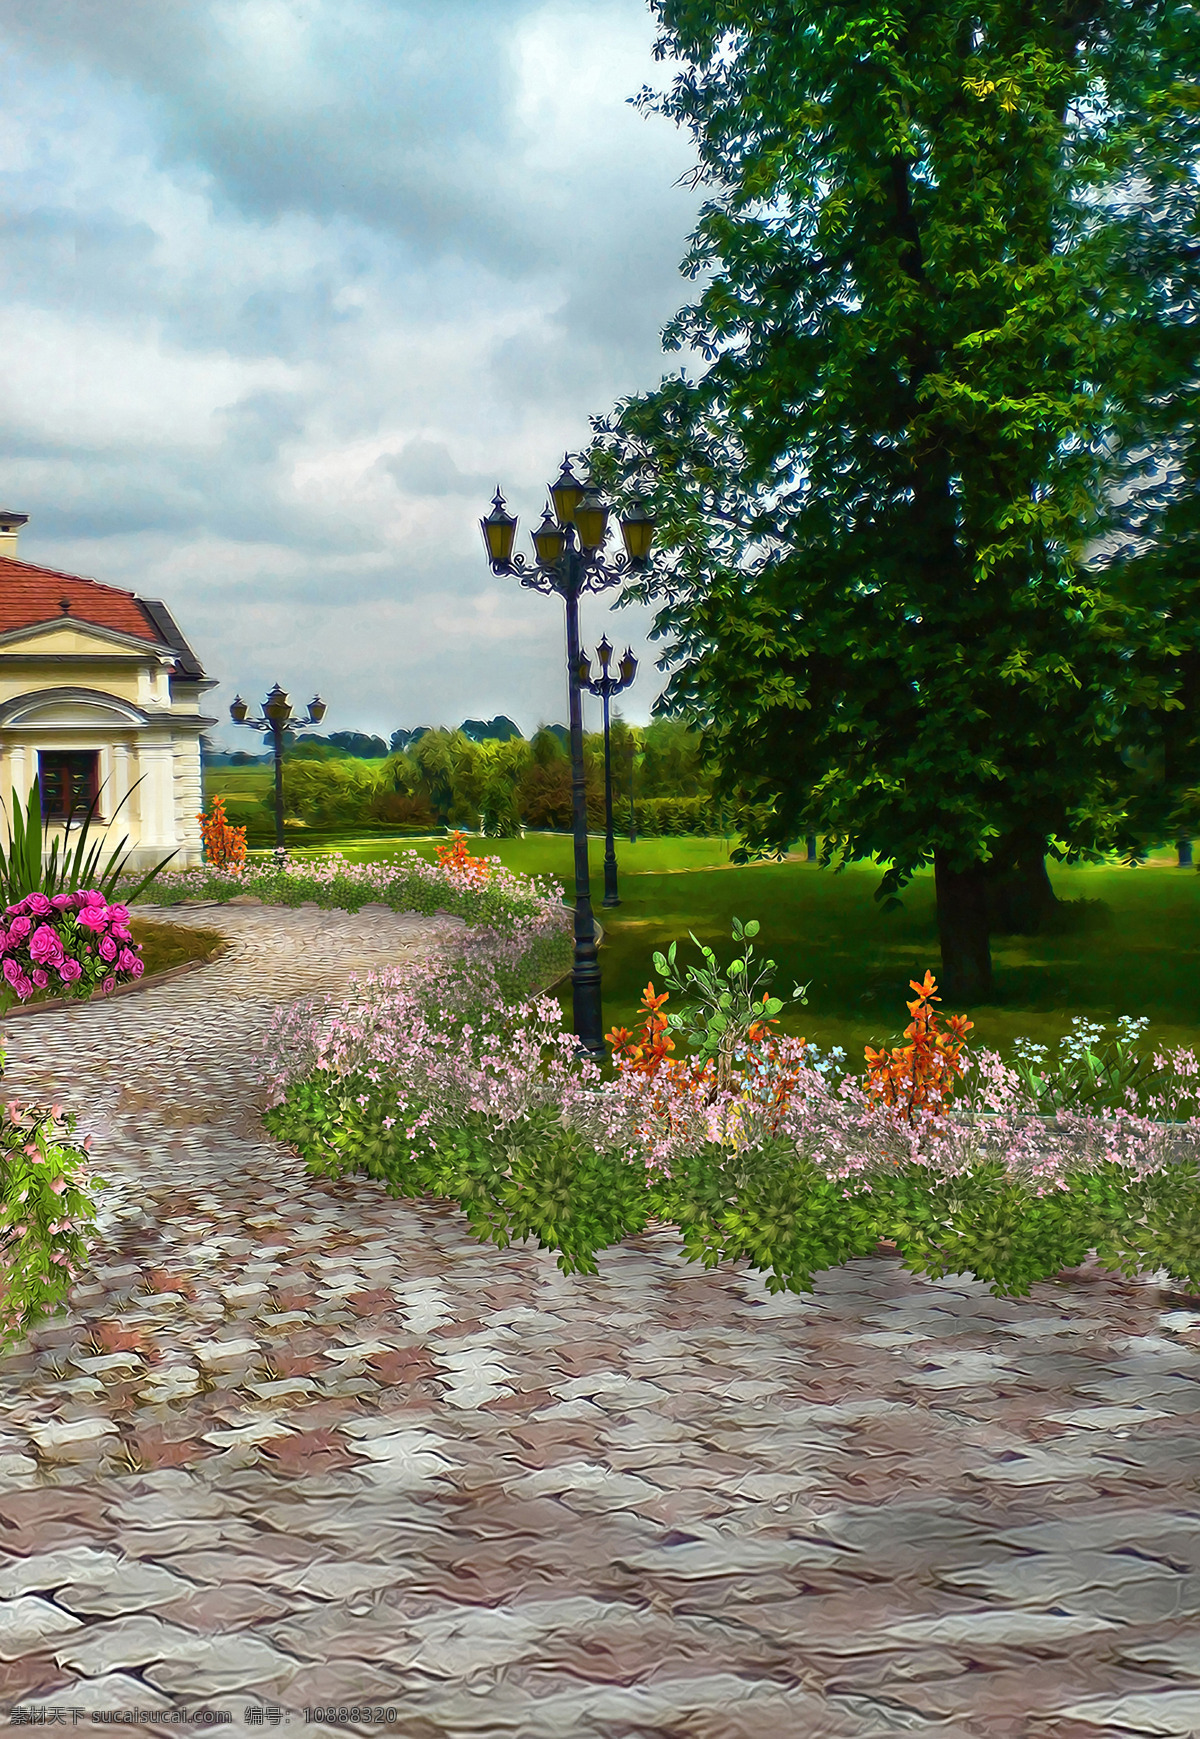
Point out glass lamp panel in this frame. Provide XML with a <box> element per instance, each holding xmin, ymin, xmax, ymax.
<box><xmin>264</xmin><ymin>684</ymin><xmax>292</xmax><ymax>724</ymax></box>
<box><xmin>532</xmin><ymin>509</ymin><xmax>567</xmax><ymax>568</ymax></box>
<box><xmin>308</xmin><ymin>695</ymin><xmax>327</xmax><ymax>724</ymax></box>
<box><xmin>229</xmin><ymin>696</ymin><xmax>249</xmax><ymax>723</ymax></box>
<box><xmin>574</xmin><ymin>489</ymin><xmax>609</xmax><ymax>551</ymax></box>
<box><xmin>481</xmin><ymin>490</ymin><xmax>517</xmax><ymax>565</ymax></box>
<box><xmin>619</xmin><ymin>500</ymin><xmax>656</xmax><ymax>564</ymax></box>
<box><xmin>550</xmin><ymin>456</ymin><xmax>584</xmax><ymax>525</ymax></box>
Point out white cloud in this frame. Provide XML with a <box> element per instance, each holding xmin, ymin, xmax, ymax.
<box><xmin>0</xmin><ymin>0</ymin><xmax>699</xmax><ymax>741</ymax></box>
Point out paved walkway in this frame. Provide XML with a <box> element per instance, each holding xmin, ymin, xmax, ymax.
<box><xmin>0</xmin><ymin>903</ymin><xmax>1198</xmax><ymax>1739</ymax></box>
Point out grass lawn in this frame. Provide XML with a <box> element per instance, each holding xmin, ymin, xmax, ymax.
<box><xmin>247</xmin><ymin>831</ymin><xmax>1200</xmax><ymax>1064</ymax></box>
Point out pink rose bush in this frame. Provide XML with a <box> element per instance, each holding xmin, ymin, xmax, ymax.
<box><xmin>0</xmin><ymin>890</ymin><xmax>143</xmax><ymax>1008</ymax></box>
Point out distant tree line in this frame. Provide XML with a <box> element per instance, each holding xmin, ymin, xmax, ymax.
<box><xmin>206</xmin><ymin>719</ymin><xmax>723</xmax><ymax>837</ymax></box>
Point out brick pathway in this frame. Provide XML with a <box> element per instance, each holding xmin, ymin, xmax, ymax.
<box><xmin>0</xmin><ymin>901</ymin><xmax>1198</xmax><ymax>1738</ymax></box>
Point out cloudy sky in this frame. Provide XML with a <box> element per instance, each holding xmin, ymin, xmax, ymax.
<box><xmin>0</xmin><ymin>0</ymin><xmax>701</xmax><ymax>745</ymax></box>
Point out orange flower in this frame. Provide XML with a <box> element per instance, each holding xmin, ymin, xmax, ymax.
<box><xmin>863</xmin><ymin>971</ymin><xmax>973</xmax><ymax>1125</ymax></box>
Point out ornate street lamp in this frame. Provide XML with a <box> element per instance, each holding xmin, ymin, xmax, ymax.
<box><xmin>229</xmin><ymin>684</ymin><xmax>327</xmax><ymax>869</ymax></box>
<box><xmin>577</xmin><ymin>636</ymin><xmax>637</xmax><ymax>908</ymax></box>
<box><xmin>480</xmin><ymin>458</ymin><xmax>656</xmax><ymax>1059</ymax></box>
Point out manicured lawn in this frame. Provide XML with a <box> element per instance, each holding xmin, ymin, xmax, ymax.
<box><xmin>248</xmin><ymin>831</ymin><xmax>1200</xmax><ymax>1063</ymax></box>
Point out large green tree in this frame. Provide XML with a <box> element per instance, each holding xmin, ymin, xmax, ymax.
<box><xmin>593</xmin><ymin>0</ymin><xmax>1198</xmax><ymax>999</ymax></box>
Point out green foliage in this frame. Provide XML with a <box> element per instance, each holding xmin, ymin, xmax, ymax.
<box><xmin>1</xmin><ymin>1087</ymin><xmax>107</xmax><ymax>1349</ymax></box>
<box><xmin>591</xmin><ymin>0</ymin><xmax>1199</xmax><ymax>999</ymax></box>
<box><xmin>652</xmin><ymin>916</ymin><xmax>809</xmax><ymax>1088</ymax></box>
<box><xmin>268</xmin><ymin>1065</ymin><xmax>1200</xmax><ymax>1300</ymax></box>
<box><xmin>272</xmin><ymin>758</ymin><xmax>383</xmax><ymax>827</ymax></box>
<box><xmin>432</xmin><ymin>1113</ymin><xmax>652</xmax><ymax>1277</ymax></box>
<box><xmin>634</xmin><ymin>796</ymin><xmax>716</xmax><ymax>836</ymax></box>
<box><xmin>1008</xmin><ymin>1017</ymin><xmax>1196</xmax><ymax>1118</ymax></box>
<box><xmin>637</xmin><ymin>719</ymin><xmax>710</xmax><ymax>799</ymax></box>
<box><xmin>655</xmin><ymin>1138</ymin><xmax>880</xmax><ymax>1294</ymax></box>
<box><xmin>0</xmin><ymin>777</ymin><xmax>175</xmax><ymax>906</ymax></box>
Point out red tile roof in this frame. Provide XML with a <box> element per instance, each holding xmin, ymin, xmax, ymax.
<box><xmin>0</xmin><ymin>556</ymin><xmax>169</xmax><ymax>645</ymax></box>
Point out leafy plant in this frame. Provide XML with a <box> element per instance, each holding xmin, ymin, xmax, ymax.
<box><xmin>864</xmin><ymin>972</ymin><xmax>974</xmax><ymax>1124</ymax></box>
<box><xmin>0</xmin><ymin>776</ymin><xmax>175</xmax><ymax>907</ymax></box>
<box><xmin>650</xmin><ymin>917</ymin><xmax>809</xmax><ymax>1092</ymax></box>
<box><xmin>197</xmin><ymin>794</ymin><xmax>247</xmax><ymax>874</ymax></box>
<box><xmin>1010</xmin><ymin>1017</ymin><xmax>1163</xmax><ymax>1116</ymax></box>
<box><xmin>435</xmin><ymin>830</ymin><xmax>491</xmax><ymax>887</ymax></box>
<box><xmin>0</xmin><ymin>1075</ymin><xmax>107</xmax><ymax>1349</ymax></box>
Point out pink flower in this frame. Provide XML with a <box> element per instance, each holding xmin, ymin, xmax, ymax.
<box><xmin>29</xmin><ymin>968</ymin><xmax>49</xmax><ymax>990</ymax></box>
<box><xmin>105</xmin><ymin>904</ymin><xmax>130</xmax><ymax>925</ymax></box>
<box><xmin>49</xmin><ymin>893</ymin><xmax>76</xmax><ymax>911</ymax></box>
<box><xmin>2</xmin><ymin>958</ymin><xmax>23</xmax><ymax>990</ymax></box>
<box><xmin>7</xmin><ymin>916</ymin><xmax>31</xmax><ymax>942</ymax></box>
<box><xmin>110</xmin><ymin>925</ymin><xmax>132</xmax><ymax>943</ymax></box>
<box><xmin>100</xmin><ymin>974</ymin><xmax>117</xmax><ymax>996</ymax></box>
<box><xmin>12</xmin><ymin>974</ymin><xmax>33</xmax><ymax>1001</ymax></box>
<box><xmin>129</xmin><ymin>958</ymin><xmax>144</xmax><ymax>979</ymax></box>
<box><xmin>116</xmin><ymin>947</ymin><xmax>139</xmax><ymax>973</ymax></box>
<box><xmin>75</xmin><ymin>906</ymin><xmax>109</xmax><ymax>933</ymax></box>
<box><xmin>98</xmin><ymin>935</ymin><xmax>119</xmax><ymax>963</ymax></box>
<box><xmin>79</xmin><ymin>889</ymin><xmax>106</xmax><ymax>908</ymax></box>
<box><xmin>57</xmin><ymin>958</ymin><xmax>82</xmax><ymax>984</ymax></box>
<box><xmin>23</xmin><ymin>892</ymin><xmax>52</xmax><ymax>917</ymax></box>
<box><xmin>28</xmin><ymin>924</ymin><xmax>65</xmax><ymax>968</ymax></box>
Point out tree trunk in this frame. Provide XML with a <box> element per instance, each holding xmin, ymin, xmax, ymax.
<box><xmin>986</xmin><ymin>850</ymin><xmax>1059</xmax><ymax>934</ymax></box>
<box><xmin>934</xmin><ymin>852</ymin><xmax>994</xmax><ymax>1003</ymax></box>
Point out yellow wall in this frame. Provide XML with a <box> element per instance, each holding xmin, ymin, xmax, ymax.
<box><xmin>0</xmin><ymin>624</ymin><xmax>207</xmax><ymax>869</ymax></box>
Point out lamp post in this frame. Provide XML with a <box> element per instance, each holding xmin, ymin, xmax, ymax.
<box><xmin>229</xmin><ymin>684</ymin><xmax>327</xmax><ymax>870</ymax></box>
<box><xmin>628</xmin><ymin>731</ymin><xmax>637</xmax><ymax>844</ymax></box>
<box><xmin>577</xmin><ymin>636</ymin><xmax>637</xmax><ymax>908</ymax></box>
<box><xmin>480</xmin><ymin>457</ymin><xmax>655</xmax><ymax>1059</ymax></box>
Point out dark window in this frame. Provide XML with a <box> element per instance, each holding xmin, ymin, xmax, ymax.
<box><xmin>38</xmin><ymin>751</ymin><xmax>101</xmax><ymax>822</ymax></box>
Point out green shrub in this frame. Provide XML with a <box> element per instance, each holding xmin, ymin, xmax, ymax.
<box><xmin>267</xmin><ymin>1064</ymin><xmax>1200</xmax><ymax>1298</ymax></box>
<box><xmin>0</xmin><ymin>1082</ymin><xmax>107</xmax><ymax>1349</ymax></box>
<box><xmin>634</xmin><ymin>796</ymin><xmax>718</xmax><ymax>836</ymax></box>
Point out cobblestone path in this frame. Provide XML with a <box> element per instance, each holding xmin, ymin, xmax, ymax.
<box><xmin>0</xmin><ymin>902</ymin><xmax>1199</xmax><ymax>1738</ymax></box>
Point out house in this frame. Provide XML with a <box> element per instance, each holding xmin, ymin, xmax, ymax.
<box><xmin>0</xmin><ymin>511</ymin><xmax>216</xmax><ymax>871</ymax></box>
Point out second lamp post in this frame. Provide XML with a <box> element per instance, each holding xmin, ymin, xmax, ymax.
<box><xmin>229</xmin><ymin>684</ymin><xmax>327</xmax><ymax>869</ymax></box>
<box><xmin>480</xmin><ymin>457</ymin><xmax>654</xmax><ymax>1060</ymax></box>
<box><xmin>578</xmin><ymin>636</ymin><xmax>637</xmax><ymax>908</ymax></box>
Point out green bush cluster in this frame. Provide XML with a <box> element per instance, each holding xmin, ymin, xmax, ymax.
<box><xmin>222</xmin><ymin>718</ymin><xmax>723</xmax><ymax>838</ymax></box>
<box><xmin>265</xmin><ymin>1071</ymin><xmax>1200</xmax><ymax>1298</ymax></box>
<box><xmin>0</xmin><ymin>1081</ymin><xmax>107</xmax><ymax>1350</ymax></box>
<box><xmin>633</xmin><ymin>796</ymin><xmax>719</xmax><ymax>836</ymax></box>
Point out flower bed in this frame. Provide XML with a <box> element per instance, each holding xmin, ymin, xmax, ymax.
<box><xmin>121</xmin><ymin>838</ymin><xmax>573</xmax><ymax>1000</ymax></box>
<box><xmin>263</xmin><ymin>926</ymin><xmax>1200</xmax><ymax>1301</ymax></box>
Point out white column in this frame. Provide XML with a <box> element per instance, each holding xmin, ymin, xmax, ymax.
<box><xmin>111</xmin><ymin>741</ymin><xmax>131</xmax><ymax>822</ymax></box>
<box><xmin>132</xmin><ymin>741</ymin><xmax>177</xmax><ymax>852</ymax></box>
<box><xmin>173</xmin><ymin>734</ymin><xmax>204</xmax><ymax>867</ymax></box>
